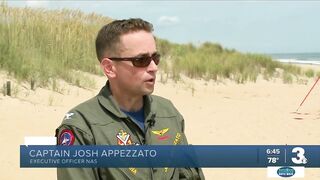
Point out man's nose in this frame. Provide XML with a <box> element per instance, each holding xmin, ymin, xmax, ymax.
<box><xmin>147</xmin><ymin>59</ymin><xmax>158</xmax><ymax>72</ymax></box>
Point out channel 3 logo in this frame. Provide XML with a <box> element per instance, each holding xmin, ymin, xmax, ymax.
<box><xmin>291</xmin><ymin>147</ymin><xmax>308</xmax><ymax>164</ymax></box>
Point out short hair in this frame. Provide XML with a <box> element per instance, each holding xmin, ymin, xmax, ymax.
<box><xmin>95</xmin><ymin>18</ymin><xmax>154</xmax><ymax>62</ymax></box>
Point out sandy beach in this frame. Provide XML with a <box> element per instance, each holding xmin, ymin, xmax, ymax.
<box><xmin>1</xmin><ymin>64</ymin><xmax>320</xmax><ymax>179</ymax></box>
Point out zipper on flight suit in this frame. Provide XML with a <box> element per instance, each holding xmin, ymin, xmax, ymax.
<box><xmin>122</xmin><ymin>117</ymin><xmax>145</xmax><ymax>145</ymax></box>
<box><xmin>144</xmin><ymin>113</ymin><xmax>156</xmax><ymax>180</ymax></box>
<box><xmin>143</xmin><ymin>113</ymin><xmax>156</xmax><ymax>145</ymax></box>
<box><xmin>122</xmin><ymin>113</ymin><xmax>156</xmax><ymax>180</ymax></box>
<box><xmin>122</xmin><ymin>113</ymin><xmax>156</xmax><ymax>145</ymax></box>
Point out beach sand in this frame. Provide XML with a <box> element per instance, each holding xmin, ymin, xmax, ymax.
<box><xmin>1</xmin><ymin>64</ymin><xmax>320</xmax><ymax>179</ymax></box>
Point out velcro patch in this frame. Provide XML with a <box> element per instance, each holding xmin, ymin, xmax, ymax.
<box><xmin>58</xmin><ymin>129</ymin><xmax>75</xmax><ymax>146</ymax></box>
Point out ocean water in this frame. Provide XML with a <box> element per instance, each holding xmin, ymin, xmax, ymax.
<box><xmin>268</xmin><ymin>53</ymin><xmax>320</xmax><ymax>65</ymax></box>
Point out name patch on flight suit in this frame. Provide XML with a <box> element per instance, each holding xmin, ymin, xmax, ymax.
<box><xmin>58</xmin><ymin>129</ymin><xmax>75</xmax><ymax>146</ymax></box>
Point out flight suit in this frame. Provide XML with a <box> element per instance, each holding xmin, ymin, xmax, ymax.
<box><xmin>56</xmin><ymin>82</ymin><xmax>205</xmax><ymax>180</ymax></box>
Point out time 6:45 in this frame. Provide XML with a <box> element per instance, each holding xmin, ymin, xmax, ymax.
<box><xmin>266</xmin><ymin>148</ymin><xmax>281</xmax><ymax>155</ymax></box>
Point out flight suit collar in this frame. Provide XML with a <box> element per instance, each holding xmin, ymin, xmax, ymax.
<box><xmin>97</xmin><ymin>81</ymin><xmax>156</xmax><ymax>120</ymax></box>
<box><xmin>97</xmin><ymin>82</ymin><xmax>126</xmax><ymax>118</ymax></box>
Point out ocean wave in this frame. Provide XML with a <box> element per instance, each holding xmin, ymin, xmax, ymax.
<box><xmin>275</xmin><ymin>58</ymin><xmax>320</xmax><ymax>65</ymax></box>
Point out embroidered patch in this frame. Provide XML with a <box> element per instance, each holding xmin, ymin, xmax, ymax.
<box><xmin>59</xmin><ymin>129</ymin><xmax>75</xmax><ymax>146</ymax></box>
<box><xmin>173</xmin><ymin>133</ymin><xmax>181</xmax><ymax>145</ymax></box>
<box><xmin>129</xmin><ymin>167</ymin><xmax>137</xmax><ymax>175</ymax></box>
<box><xmin>164</xmin><ymin>167</ymin><xmax>169</xmax><ymax>173</ymax></box>
<box><xmin>64</xmin><ymin>112</ymin><xmax>74</xmax><ymax>120</ymax></box>
<box><xmin>116</xmin><ymin>130</ymin><xmax>133</xmax><ymax>145</ymax></box>
<box><xmin>152</xmin><ymin>128</ymin><xmax>170</xmax><ymax>141</ymax></box>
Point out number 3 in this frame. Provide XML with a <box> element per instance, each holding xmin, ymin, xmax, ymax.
<box><xmin>292</xmin><ymin>147</ymin><xmax>308</xmax><ymax>164</ymax></box>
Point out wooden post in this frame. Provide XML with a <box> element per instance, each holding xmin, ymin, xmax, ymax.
<box><xmin>2</xmin><ymin>83</ymin><xmax>6</xmax><ymax>96</ymax></box>
<box><xmin>6</xmin><ymin>81</ymin><xmax>11</xmax><ymax>96</ymax></box>
<box><xmin>31</xmin><ymin>79</ymin><xmax>35</xmax><ymax>90</ymax></box>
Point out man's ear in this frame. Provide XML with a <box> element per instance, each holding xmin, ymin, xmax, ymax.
<box><xmin>100</xmin><ymin>58</ymin><xmax>116</xmax><ymax>78</ymax></box>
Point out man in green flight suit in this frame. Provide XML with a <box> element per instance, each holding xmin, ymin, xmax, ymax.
<box><xmin>56</xmin><ymin>18</ymin><xmax>205</xmax><ymax>180</ymax></box>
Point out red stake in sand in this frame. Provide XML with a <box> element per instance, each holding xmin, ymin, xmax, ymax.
<box><xmin>296</xmin><ymin>76</ymin><xmax>320</xmax><ymax>112</ymax></box>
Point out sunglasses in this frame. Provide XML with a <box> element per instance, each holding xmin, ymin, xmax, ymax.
<box><xmin>108</xmin><ymin>52</ymin><xmax>160</xmax><ymax>67</ymax></box>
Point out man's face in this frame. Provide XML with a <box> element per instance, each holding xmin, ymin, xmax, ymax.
<box><xmin>112</xmin><ymin>30</ymin><xmax>158</xmax><ymax>96</ymax></box>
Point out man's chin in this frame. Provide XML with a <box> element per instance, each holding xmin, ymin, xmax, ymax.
<box><xmin>143</xmin><ymin>88</ymin><xmax>154</xmax><ymax>95</ymax></box>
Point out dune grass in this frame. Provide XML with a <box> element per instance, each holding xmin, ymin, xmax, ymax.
<box><xmin>0</xmin><ymin>2</ymin><xmax>110</xmax><ymax>88</ymax></box>
<box><xmin>156</xmin><ymin>39</ymin><xmax>314</xmax><ymax>84</ymax></box>
<box><xmin>0</xmin><ymin>3</ymin><xmax>316</xmax><ymax>91</ymax></box>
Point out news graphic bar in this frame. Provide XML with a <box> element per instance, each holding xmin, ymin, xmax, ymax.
<box><xmin>20</xmin><ymin>145</ymin><xmax>320</xmax><ymax>168</ymax></box>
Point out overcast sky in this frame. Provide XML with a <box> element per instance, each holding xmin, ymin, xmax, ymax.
<box><xmin>7</xmin><ymin>1</ymin><xmax>320</xmax><ymax>54</ymax></box>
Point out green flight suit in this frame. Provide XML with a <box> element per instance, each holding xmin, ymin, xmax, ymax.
<box><xmin>55</xmin><ymin>82</ymin><xmax>205</xmax><ymax>180</ymax></box>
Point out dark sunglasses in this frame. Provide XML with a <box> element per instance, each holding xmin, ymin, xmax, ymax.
<box><xmin>108</xmin><ymin>52</ymin><xmax>160</xmax><ymax>67</ymax></box>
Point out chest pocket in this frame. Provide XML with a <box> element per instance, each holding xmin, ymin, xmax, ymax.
<box><xmin>91</xmin><ymin>122</ymin><xmax>142</xmax><ymax>146</ymax></box>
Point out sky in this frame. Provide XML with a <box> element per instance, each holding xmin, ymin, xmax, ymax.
<box><xmin>6</xmin><ymin>1</ymin><xmax>320</xmax><ymax>54</ymax></box>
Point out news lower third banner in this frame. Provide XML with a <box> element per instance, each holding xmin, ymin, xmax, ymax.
<box><xmin>20</xmin><ymin>145</ymin><xmax>319</xmax><ymax>168</ymax></box>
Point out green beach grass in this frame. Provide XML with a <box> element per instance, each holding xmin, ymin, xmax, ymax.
<box><xmin>0</xmin><ymin>2</ymin><xmax>111</xmax><ymax>88</ymax></box>
<box><xmin>0</xmin><ymin>3</ymin><xmax>317</xmax><ymax>91</ymax></box>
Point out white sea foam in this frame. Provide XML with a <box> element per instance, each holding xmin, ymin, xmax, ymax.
<box><xmin>269</xmin><ymin>53</ymin><xmax>320</xmax><ymax>65</ymax></box>
<box><xmin>276</xmin><ymin>58</ymin><xmax>320</xmax><ymax>65</ymax></box>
